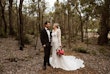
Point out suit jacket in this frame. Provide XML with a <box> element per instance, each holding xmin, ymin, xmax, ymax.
<box><xmin>40</xmin><ymin>28</ymin><xmax>51</xmax><ymax>46</ymax></box>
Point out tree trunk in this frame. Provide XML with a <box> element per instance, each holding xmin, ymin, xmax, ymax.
<box><xmin>41</xmin><ymin>12</ymin><xmax>43</xmax><ymax>28</ymax></box>
<box><xmin>0</xmin><ymin>0</ymin><xmax>7</xmax><ymax>35</ymax></box>
<box><xmin>98</xmin><ymin>0</ymin><xmax>110</xmax><ymax>45</ymax></box>
<box><xmin>64</xmin><ymin>13</ymin><xmax>66</xmax><ymax>39</ymax></box>
<box><xmin>0</xmin><ymin>6</ymin><xmax>3</xmax><ymax>35</ymax></box>
<box><xmin>9</xmin><ymin>0</ymin><xmax>15</xmax><ymax>35</ymax></box>
<box><xmin>76</xmin><ymin>6</ymin><xmax>84</xmax><ymax>42</ymax></box>
<box><xmin>38</xmin><ymin>0</ymin><xmax>41</xmax><ymax>32</ymax></box>
<box><xmin>80</xmin><ymin>15</ymin><xmax>84</xmax><ymax>42</ymax></box>
<box><xmin>72</xmin><ymin>16</ymin><xmax>75</xmax><ymax>38</ymax></box>
<box><xmin>16</xmin><ymin>0</ymin><xmax>19</xmax><ymax>38</ymax></box>
<box><xmin>19</xmin><ymin>0</ymin><xmax>24</xmax><ymax>50</ymax></box>
<box><xmin>67</xmin><ymin>1</ymin><xmax>71</xmax><ymax>48</ymax></box>
<box><xmin>98</xmin><ymin>25</ymin><xmax>109</xmax><ymax>45</ymax></box>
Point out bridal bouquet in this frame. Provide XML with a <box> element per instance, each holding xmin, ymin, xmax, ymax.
<box><xmin>56</xmin><ymin>47</ymin><xmax>64</xmax><ymax>56</ymax></box>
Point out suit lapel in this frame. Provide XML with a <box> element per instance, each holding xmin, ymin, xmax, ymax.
<box><xmin>44</xmin><ymin>28</ymin><xmax>48</xmax><ymax>38</ymax></box>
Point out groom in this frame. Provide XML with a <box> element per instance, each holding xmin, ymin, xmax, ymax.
<box><xmin>40</xmin><ymin>21</ymin><xmax>51</xmax><ymax>70</ymax></box>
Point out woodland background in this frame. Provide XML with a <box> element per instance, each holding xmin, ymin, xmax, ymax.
<box><xmin>0</xmin><ymin>0</ymin><xmax>110</xmax><ymax>74</ymax></box>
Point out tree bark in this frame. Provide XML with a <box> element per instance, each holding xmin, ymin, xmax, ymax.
<box><xmin>76</xmin><ymin>6</ymin><xmax>84</xmax><ymax>42</ymax></box>
<box><xmin>80</xmin><ymin>14</ymin><xmax>84</xmax><ymax>42</ymax></box>
<box><xmin>38</xmin><ymin>0</ymin><xmax>41</xmax><ymax>32</ymax></box>
<box><xmin>9</xmin><ymin>0</ymin><xmax>15</xmax><ymax>35</ymax></box>
<box><xmin>16</xmin><ymin>0</ymin><xmax>19</xmax><ymax>37</ymax></box>
<box><xmin>19</xmin><ymin>0</ymin><xmax>24</xmax><ymax>50</ymax></box>
<box><xmin>98</xmin><ymin>0</ymin><xmax>110</xmax><ymax>45</ymax></box>
<box><xmin>0</xmin><ymin>5</ymin><xmax>2</xmax><ymax>35</ymax></box>
<box><xmin>68</xmin><ymin>1</ymin><xmax>71</xmax><ymax>48</ymax></box>
<box><xmin>0</xmin><ymin>0</ymin><xmax>7</xmax><ymax>35</ymax></box>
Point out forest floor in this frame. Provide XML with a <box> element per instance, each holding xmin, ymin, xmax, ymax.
<box><xmin>0</xmin><ymin>34</ymin><xmax>110</xmax><ymax>74</ymax></box>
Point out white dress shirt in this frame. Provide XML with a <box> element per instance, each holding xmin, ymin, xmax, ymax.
<box><xmin>45</xmin><ymin>27</ymin><xmax>50</xmax><ymax>42</ymax></box>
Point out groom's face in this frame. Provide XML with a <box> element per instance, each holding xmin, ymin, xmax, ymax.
<box><xmin>46</xmin><ymin>23</ymin><xmax>51</xmax><ymax>28</ymax></box>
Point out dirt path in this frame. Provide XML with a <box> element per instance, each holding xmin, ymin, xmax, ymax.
<box><xmin>0</xmin><ymin>37</ymin><xmax>110</xmax><ymax>74</ymax></box>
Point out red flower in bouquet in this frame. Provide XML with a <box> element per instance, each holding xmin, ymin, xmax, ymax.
<box><xmin>56</xmin><ymin>48</ymin><xmax>64</xmax><ymax>56</ymax></box>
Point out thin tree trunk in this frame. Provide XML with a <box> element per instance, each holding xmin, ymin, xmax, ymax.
<box><xmin>19</xmin><ymin>0</ymin><xmax>24</xmax><ymax>50</ymax></box>
<box><xmin>64</xmin><ymin>13</ymin><xmax>66</xmax><ymax>39</ymax></box>
<box><xmin>9</xmin><ymin>0</ymin><xmax>15</xmax><ymax>35</ymax></box>
<box><xmin>16</xmin><ymin>0</ymin><xmax>19</xmax><ymax>37</ymax></box>
<box><xmin>67</xmin><ymin>1</ymin><xmax>71</xmax><ymax>48</ymax></box>
<box><xmin>0</xmin><ymin>6</ymin><xmax>3</xmax><ymax>35</ymax></box>
<box><xmin>34</xmin><ymin>0</ymin><xmax>41</xmax><ymax>52</ymax></box>
<box><xmin>85</xmin><ymin>13</ymin><xmax>89</xmax><ymax>46</ymax></box>
<box><xmin>72</xmin><ymin>16</ymin><xmax>75</xmax><ymax>38</ymax></box>
<box><xmin>76</xmin><ymin>6</ymin><xmax>84</xmax><ymax>42</ymax></box>
<box><xmin>38</xmin><ymin>0</ymin><xmax>41</xmax><ymax>32</ymax></box>
<box><xmin>41</xmin><ymin>7</ymin><xmax>44</xmax><ymax>28</ymax></box>
<box><xmin>41</xmin><ymin>13</ymin><xmax>43</xmax><ymax>28</ymax></box>
<box><xmin>41</xmin><ymin>0</ymin><xmax>45</xmax><ymax>28</ymax></box>
<box><xmin>80</xmin><ymin>14</ymin><xmax>84</xmax><ymax>42</ymax></box>
<box><xmin>0</xmin><ymin>1</ymin><xmax>7</xmax><ymax>35</ymax></box>
<box><xmin>85</xmin><ymin>21</ymin><xmax>89</xmax><ymax>46</ymax></box>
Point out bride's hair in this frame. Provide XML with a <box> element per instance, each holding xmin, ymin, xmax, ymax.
<box><xmin>54</xmin><ymin>23</ymin><xmax>60</xmax><ymax>29</ymax></box>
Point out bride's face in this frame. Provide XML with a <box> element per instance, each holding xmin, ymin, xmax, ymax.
<box><xmin>53</xmin><ymin>25</ymin><xmax>56</xmax><ymax>29</ymax></box>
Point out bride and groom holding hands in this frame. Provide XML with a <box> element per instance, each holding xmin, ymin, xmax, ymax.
<box><xmin>40</xmin><ymin>21</ymin><xmax>85</xmax><ymax>71</ymax></box>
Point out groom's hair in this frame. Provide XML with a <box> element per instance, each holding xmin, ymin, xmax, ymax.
<box><xmin>44</xmin><ymin>21</ymin><xmax>50</xmax><ymax>26</ymax></box>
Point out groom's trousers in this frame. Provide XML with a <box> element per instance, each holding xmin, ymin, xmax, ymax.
<box><xmin>44</xmin><ymin>42</ymin><xmax>51</xmax><ymax>66</ymax></box>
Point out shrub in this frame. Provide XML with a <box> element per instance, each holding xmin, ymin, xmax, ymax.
<box><xmin>0</xmin><ymin>30</ymin><xmax>8</xmax><ymax>38</ymax></box>
<box><xmin>99</xmin><ymin>48</ymin><xmax>107</xmax><ymax>55</ymax></box>
<box><xmin>90</xmin><ymin>50</ymin><xmax>97</xmax><ymax>55</ymax></box>
<box><xmin>15</xmin><ymin>35</ymin><xmax>31</xmax><ymax>44</ymax></box>
<box><xmin>74</xmin><ymin>47</ymin><xmax>89</xmax><ymax>54</ymax></box>
<box><xmin>98</xmin><ymin>48</ymin><xmax>110</xmax><ymax>57</ymax></box>
<box><xmin>28</xmin><ymin>29</ymin><xmax>34</xmax><ymax>35</ymax></box>
<box><xmin>0</xmin><ymin>64</ymin><xmax>3</xmax><ymax>73</ymax></box>
<box><xmin>23</xmin><ymin>35</ymin><xmax>31</xmax><ymax>44</ymax></box>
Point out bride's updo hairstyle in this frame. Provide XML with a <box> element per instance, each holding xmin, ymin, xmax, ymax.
<box><xmin>54</xmin><ymin>23</ymin><xmax>60</xmax><ymax>29</ymax></box>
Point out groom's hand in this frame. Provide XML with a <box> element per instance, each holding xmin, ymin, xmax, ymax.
<box><xmin>43</xmin><ymin>44</ymin><xmax>46</xmax><ymax>47</ymax></box>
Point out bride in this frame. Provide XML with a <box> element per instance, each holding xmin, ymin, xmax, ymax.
<box><xmin>50</xmin><ymin>23</ymin><xmax>85</xmax><ymax>71</ymax></box>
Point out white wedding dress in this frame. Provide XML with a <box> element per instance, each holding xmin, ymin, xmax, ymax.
<box><xmin>50</xmin><ymin>29</ymin><xmax>85</xmax><ymax>71</ymax></box>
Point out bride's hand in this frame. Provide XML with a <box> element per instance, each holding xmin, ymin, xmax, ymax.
<box><xmin>60</xmin><ymin>46</ymin><xmax>62</xmax><ymax>48</ymax></box>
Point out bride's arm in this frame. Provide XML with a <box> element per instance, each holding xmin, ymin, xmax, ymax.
<box><xmin>57</xmin><ymin>29</ymin><xmax>62</xmax><ymax>47</ymax></box>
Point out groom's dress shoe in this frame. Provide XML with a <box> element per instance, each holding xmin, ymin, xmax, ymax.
<box><xmin>43</xmin><ymin>66</ymin><xmax>46</xmax><ymax>70</ymax></box>
<box><xmin>48</xmin><ymin>64</ymin><xmax>52</xmax><ymax>67</ymax></box>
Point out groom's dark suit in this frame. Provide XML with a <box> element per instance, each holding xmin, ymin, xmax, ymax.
<box><xmin>40</xmin><ymin>28</ymin><xmax>51</xmax><ymax>67</ymax></box>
